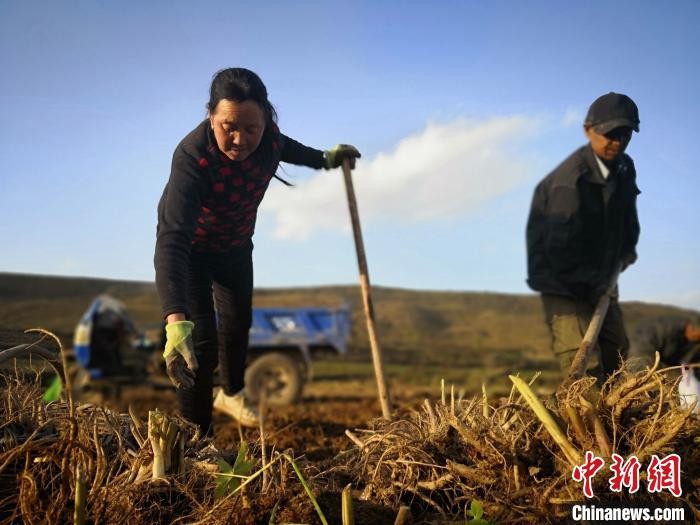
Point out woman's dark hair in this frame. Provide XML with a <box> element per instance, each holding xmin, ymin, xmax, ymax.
<box><xmin>207</xmin><ymin>68</ymin><xmax>291</xmax><ymax>184</ymax></box>
<box><xmin>207</xmin><ymin>68</ymin><xmax>277</xmax><ymax>125</ymax></box>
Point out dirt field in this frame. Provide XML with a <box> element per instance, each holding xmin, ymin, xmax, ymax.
<box><xmin>114</xmin><ymin>377</ymin><xmax>435</xmax><ymax>462</ymax></box>
<box><xmin>78</xmin><ymin>378</ymin><xmax>439</xmax><ymax>524</ymax></box>
<box><xmin>3</xmin><ymin>341</ymin><xmax>699</xmax><ymax>524</ymax></box>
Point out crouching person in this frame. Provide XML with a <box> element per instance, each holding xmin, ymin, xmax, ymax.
<box><xmin>627</xmin><ymin>315</ymin><xmax>700</xmax><ymax>372</ymax></box>
<box><xmin>154</xmin><ymin>68</ymin><xmax>360</xmax><ymax>434</ymax></box>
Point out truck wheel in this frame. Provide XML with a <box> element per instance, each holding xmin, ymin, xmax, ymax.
<box><xmin>245</xmin><ymin>352</ymin><xmax>304</xmax><ymax>406</ymax></box>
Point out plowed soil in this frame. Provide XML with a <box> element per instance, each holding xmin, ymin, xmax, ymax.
<box><xmin>116</xmin><ymin>379</ymin><xmax>434</xmax><ymax>459</ymax></box>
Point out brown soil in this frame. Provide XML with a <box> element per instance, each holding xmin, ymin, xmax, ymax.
<box><xmin>114</xmin><ymin>381</ymin><xmax>433</xmax><ymax>460</ymax></box>
<box><xmin>102</xmin><ymin>382</ymin><xmax>433</xmax><ymax>523</ymax></box>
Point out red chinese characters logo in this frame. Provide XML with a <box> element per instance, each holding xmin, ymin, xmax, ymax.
<box><xmin>608</xmin><ymin>453</ymin><xmax>641</xmax><ymax>494</ymax></box>
<box><xmin>572</xmin><ymin>452</ymin><xmax>682</xmax><ymax>497</ymax></box>
<box><xmin>572</xmin><ymin>451</ymin><xmax>605</xmax><ymax>498</ymax></box>
<box><xmin>647</xmin><ymin>454</ymin><xmax>682</xmax><ymax>497</ymax></box>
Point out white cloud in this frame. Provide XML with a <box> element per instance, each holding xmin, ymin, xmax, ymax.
<box><xmin>261</xmin><ymin>115</ymin><xmax>540</xmax><ymax>240</ymax></box>
<box><xmin>562</xmin><ymin>106</ymin><xmax>583</xmax><ymax>128</ymax></box>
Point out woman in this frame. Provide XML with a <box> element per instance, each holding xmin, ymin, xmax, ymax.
<box><xmin>154</xmin><ymin>68</ymin><xmax>360</xmax><ymax>433</ymax></box>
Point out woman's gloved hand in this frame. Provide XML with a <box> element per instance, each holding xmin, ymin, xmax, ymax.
<box><xmin>324</xmin><ymin>144</ymin><xmax>361</xmax><ymax>169</ymax></box>
<box><xmin>163</xmin><ymin>320</ymin><xmax>198</xmax><ymax>389</ymax></box>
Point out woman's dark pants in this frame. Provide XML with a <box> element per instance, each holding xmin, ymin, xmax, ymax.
<box><xmin>176</xmin><ymin>242</ymin><xmax>253</xmax><ymax>434</ymax></box>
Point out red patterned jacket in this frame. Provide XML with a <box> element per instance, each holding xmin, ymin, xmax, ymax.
<box><xmin>155</xmin><ymin>119</ymin><xmax>324</xmax><ymax>316</ymax></box>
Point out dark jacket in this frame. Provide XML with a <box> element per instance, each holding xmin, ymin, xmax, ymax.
<box><xmin>526</xmin><ymin>144</ymin><xmax>640</xmax><ymax>299</ymax></box>
<box><xmin>154</xmin><ymin>120</ymin><xmax>325</xmax><ymax>317</ymax></box>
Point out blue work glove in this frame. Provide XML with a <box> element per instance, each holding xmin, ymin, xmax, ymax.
<box><xmin>324</xmin><ymin>144</ymin><xmax>361</xmax><ymax>170</ymax></box>
<box><xmin>164</xmin><ymin>321</ymin><xmax>198</xmax><ymax>389</ymax></box>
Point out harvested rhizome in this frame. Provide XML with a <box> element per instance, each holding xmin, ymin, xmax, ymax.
<box><xmin>1</xmin><ymin>332</ymin><xmax>699</xmax><ymax>524</ymax></box>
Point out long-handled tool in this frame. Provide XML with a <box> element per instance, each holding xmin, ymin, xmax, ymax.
<box><xmin>341</xmin><ymin>159</ymin><xmax>393</xmax><ymax>419</ymax></box>
<box><xmin>560</xmin><ymin>264</ymin><xmax>622</xmax><ymax>390</ymax></box>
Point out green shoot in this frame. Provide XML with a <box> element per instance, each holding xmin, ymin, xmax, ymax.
<box><xmin>466</xmin><ymin>500</ymin><xmax>491</xmax><ymax>525</ymax></box>
<box><xmin>215</xmin><ymin>442</ymin><xmax>256</xmax><ymax>499</ymax></box>
<box><xmin>42</xmin><ymin>374</ymin><xmax>62</xmax><ymax>403</ymax></box>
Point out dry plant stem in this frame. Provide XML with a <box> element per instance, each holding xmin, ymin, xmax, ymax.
<box><xmin>605</xmin><ymin>352</ymin><xmax>660</xmax><ymax>408</ymax></box>
<box><xmin>637</xmin><ymin>403</ymin><xmax>696</xmax><ymax>461</ymax></box>
<box><xmin>74</xmin><ymin>463</ymin><xmax>86</xmax><ymax>525</ymax></box>
<box><xmin>259</xmin><ymin>389</ymin><xmax>268</xmax><ymax>491</ymax></box>
<box><xmin>394</xmin><ymin>506</ymin><xmax>412</xmax><ymax>525</ymax></box>
<box><xmin>448</xmin><ymin>416</ymin><xmax>493</xmax><ymax>459</ymax></box>
<box><xmin>612</xmin><ymin>381</ymin><xmax>660</xmax><ymax>421</ymax></box>
<box><xmin>416</xmin><ymin>473</ymin><xmax>453</xmax><ymax>490</ymax></box>
<box><xmin>128</xmin><ymin>405</ymin><xmax>146</xmax><ymax>447</ymax></box>
<box><xmin>92</xmin><ymin>420</ymin><xmax>107</xmax><ymax>490</ymax></box>
<box><xmin>509</xmin><ymin>375</ymin><xmax>582</xmax><ymax>467</ymax></box>
<box><xmin>637</xmin><ymin>375</ymin><xmax>664</xmax><ymax>451</ymax></box>
<box><xmin>342</xmin><ymin>483</ymin><xmax>355</xmax><ymax>525</ymax></box>
<box><xmin>482</xmin><ymin>383</ymin><xmax>489</xmax><ymax>418</ymax></box>
<box><xmin>345</xmin><ymin>430</ymin><xmax>364</xmax><ymax>449</ymax></box>
<box><xmin>447</xmin><ymin>460</ymin><xmax>496</xmax><ymax>484</ymax></box>
<box><xmin>424</xmin><ymin>399</ymin><xmax>437</xmax><ymax>432</ymax></box>
<box><xmin>564</xmin><ymin>405</ymin><xmax>589</xmax><ymax>448</ymax></box>
<box><xmin>0</xmin><ymin>421</ymin><xmax>54</xmax><ymax>475</ymax></box>
<box><xmin>539</xmin><ymin>475</ymin><xmax>565</xmax><ymax>507</ymax></box>
<box><xmin>127</xmin><ymin>405</ymin><xmax>144</xmax><ymax>432</ymax></box>
<box><xmin>578</xmin><ymin>396</ymin><xmax>612</xmax><ymax>458</ymax></box>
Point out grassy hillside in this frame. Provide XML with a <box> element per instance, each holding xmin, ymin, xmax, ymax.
<box><xmin>1</xmin><ymin>272</ymin><xmax>695</xmax><ymax>369</ymax></box>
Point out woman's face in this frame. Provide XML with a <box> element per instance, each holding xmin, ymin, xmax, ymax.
<box><xmin>209</xmin><ymin>99</ymin><xmax>266</xmax><ymax>161</ymax></box>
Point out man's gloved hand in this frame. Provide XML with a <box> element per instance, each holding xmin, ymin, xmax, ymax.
<box><xmin>324</xmin><ymin>144</ymin><xmax>361</xmax><ymax>170</ymax></box>
<box><xmin>164</xmin><ymin>320</ymin><xmax>198</xmax><ymax>389</ymax></box>
<box><xmin>590</xmin><ymin>283</ymin><xmax>619</xmax><ymax>305</ymax></box>
<box><xmin>620</xmin><ymin>252</ymin><xmax>637</xmax><ymax>272</ymax></box>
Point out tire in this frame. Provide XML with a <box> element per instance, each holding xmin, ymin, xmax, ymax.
<box><xmin>245</xmin><ymin>352</ymin><xmax>304</xmax><ymax>406</ymax></box>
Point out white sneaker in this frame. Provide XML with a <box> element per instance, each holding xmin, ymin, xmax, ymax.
<box><xmin>213</xmin><ymin>389</ymin><xmax>260</xmax><ymax>428</ymax></box>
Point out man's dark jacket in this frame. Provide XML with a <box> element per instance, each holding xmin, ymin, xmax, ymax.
<box><xmin>526</xmin><ymin>144</ymin><xmax>640</xmax><ymax>299</ymax></box>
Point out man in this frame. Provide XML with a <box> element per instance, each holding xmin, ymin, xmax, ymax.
<box><xmin>628</xmin><ymin>316</ymin><xmax>700</xmax><ymax>373</ymax></box>
<box><xmin>526</xmin><ymin>93</ymin><xmax>641</xmax><ymax>380</ymax></box>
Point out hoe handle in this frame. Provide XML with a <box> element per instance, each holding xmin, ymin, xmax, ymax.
<box><xmin>341</xmin><ymin>159</ymin><xmax>393</xmax><ymax>419</ymax></box>
<box><xmin>562</xmin><ymin>264</ymin><xmax>622</xmax><ymax>388</ymax></box>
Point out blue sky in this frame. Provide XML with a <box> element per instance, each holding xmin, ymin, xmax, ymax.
<box><xmin>1</xmin><ymin>1</ymin><xmax>698</xmax><ymax>309</ymax></box>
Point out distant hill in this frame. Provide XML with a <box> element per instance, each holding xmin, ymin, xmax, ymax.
<box><xmin>1</xmin><ymin>272</ymin><xmax>696</xmax><ymax>372</ymax></box>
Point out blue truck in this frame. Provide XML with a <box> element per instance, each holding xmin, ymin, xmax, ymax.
<box><xmin>72</xmin><ymin>296</ymin><xmax>351</xmax><ymax>405</ymax></box>
<box><xmin>245</xmin><ymin>306</ymin><xmax>351</xmax><ymax>404</ymax></box>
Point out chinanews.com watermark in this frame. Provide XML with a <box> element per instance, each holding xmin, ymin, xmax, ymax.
<box><xmin>567</xmin><ymin>451</ymin><xmax>690</xmax><ymax>523</ymax></box>
<box><xmin>571</xmin><ymin>503</ymin><xmax>685</xmax><ymax>523</ymax></box>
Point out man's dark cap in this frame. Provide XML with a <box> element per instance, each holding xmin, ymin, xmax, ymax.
<box><xmin>585</xmin><ymin>92</ymin><xmax>640</xmax><ymax>134</ymax></box>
